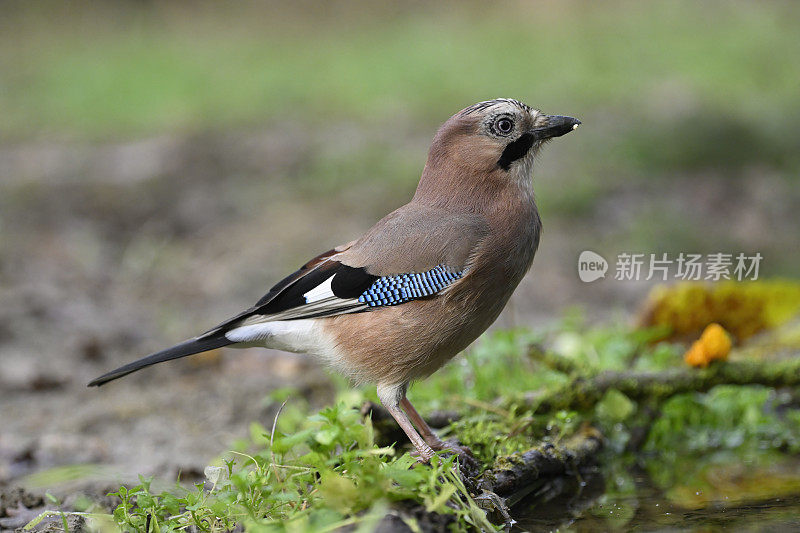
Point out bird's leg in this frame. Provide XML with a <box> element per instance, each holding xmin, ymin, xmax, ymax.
<box><xmin>400</xmin><ymin>396</ymin><xmax>447</xmax><ymax>450</ymax></box>
<box><xmin>377</xmin><ymin>383</ymin><xmax>435</xmax><ymax>462</ymax></box>
<box><xmin>401</xmin><ymin>397</ymin><xmax>475</xmax><ymax>465</ymax></box>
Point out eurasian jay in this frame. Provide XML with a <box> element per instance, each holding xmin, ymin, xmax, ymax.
<box><xmin>90</xmin><ymin>99</ymin><xmax>580</xmax><ymax>462</ymax></box>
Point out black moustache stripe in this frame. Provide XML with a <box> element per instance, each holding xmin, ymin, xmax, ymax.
<box><xmin>497</xmin><ymin>133</ymin><xmax>535</xmax><ymax>171</ymax></box>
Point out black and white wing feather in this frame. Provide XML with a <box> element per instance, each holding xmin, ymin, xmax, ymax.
<box><xmin>89</xmin><ymin>248</ymin><xmax>463</xmax><ymax>386</ymax></box>
<box><xmin>213</xmin><ymin>256</ymin><xmax>464</xmax><ymax>328</ymax></box>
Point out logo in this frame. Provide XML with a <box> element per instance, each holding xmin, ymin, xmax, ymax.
<box><xmin>578</xmin><ymin>250</ymin><xmax>608</xmax><ymax>282</ymax></box>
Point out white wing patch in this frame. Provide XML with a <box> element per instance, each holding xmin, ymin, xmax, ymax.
<box><xmin>303</xmin><ymin>275</ymin><xmax>335</xmax><ymax>303</ymax></box>
<box><xmin>236</xmin><ymin>271</ymin><xmax>365</xmax><ymax>322</ymax></box>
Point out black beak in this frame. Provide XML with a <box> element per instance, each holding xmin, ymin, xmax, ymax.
<box><xmin>530</xmin><ymin>115</ymin><xmax>581</xmax><ymax>141</ymax></box>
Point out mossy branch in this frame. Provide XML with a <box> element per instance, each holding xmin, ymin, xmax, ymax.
<box><xmin>479</xmin><ymin>425</ymin><xmax>603</xmax><ymax>499</ymax></box>
<box><xmin>520</xmin><ymin>356</ymin><xmax>800</xmax><ymax>414</ymax></box>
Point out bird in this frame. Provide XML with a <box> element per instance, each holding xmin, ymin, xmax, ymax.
<box><xmin>89</xmin><ymin>98</ymin><xmax>580</xmax><ymax>462</ymax></box>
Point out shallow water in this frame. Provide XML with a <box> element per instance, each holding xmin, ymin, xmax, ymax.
<box><xmin>512</xmin><ymin>467</ymin><xmax>800</xmax><ymax>532</ymax></box>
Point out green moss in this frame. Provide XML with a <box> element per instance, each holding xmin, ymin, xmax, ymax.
<box><xmin>646</xmin><ymin>385</ymin><xmax>800</xmax><ymax>457</ymax></box>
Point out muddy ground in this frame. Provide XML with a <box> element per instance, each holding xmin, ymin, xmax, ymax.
<box><xmin>1</xmin><ymin>125</ymin><xmax>798</xmax><ymax>529</ymax></box>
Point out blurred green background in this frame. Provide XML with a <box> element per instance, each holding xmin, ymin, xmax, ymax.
<box><xmin>3</xmin><ymin>1</ymin><xmax>798</xmax><ymax>283</ymax></box>
<box><xmin>3</xmin><ymin>1</ymin><xmax>800</xmax><ymax>139</ymax></box>
<box><xmin>1</xmin><ymin>0</ymin><xmax>799</xmax><ymax>506</ymax></box>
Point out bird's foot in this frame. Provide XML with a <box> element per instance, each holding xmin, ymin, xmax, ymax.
<box><xmin>409</xmin><ymin>440</ymin><xmax>480</xmax><ymax>476</ymax></box>
<box><xmin>409</xmin><ymin>443</ymin><xmax>436</xmax><ymax>465</ymax></box>
<box><xmin>430</xmin><ymin>439</ymin><xmax>480</xmax><ymax>472</ymax></box>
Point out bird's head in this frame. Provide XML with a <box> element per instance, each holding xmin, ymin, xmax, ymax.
<box><xmin>417</xmin><ymin>99</ymin><xmax>580</xmax><ymax>200</ymax></box>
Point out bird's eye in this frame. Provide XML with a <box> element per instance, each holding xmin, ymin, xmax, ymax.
<box><xmin>495</xmin><ymin>117</ymin><xmax>514</xmax><ymax>135</ymax></box>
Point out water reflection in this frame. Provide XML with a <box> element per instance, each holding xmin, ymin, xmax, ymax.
<box><xmin>511</xmin><ymin>466</ymin><xmax>800</xmax><ymax>531</ymax></box>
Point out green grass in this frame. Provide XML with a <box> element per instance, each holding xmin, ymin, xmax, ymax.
<box><xmin>103</xmin><ymin>404</ymin><xmax>495</xmax><ymax>532</ymax></box>
<box><xmin>3</xmin><ymin>2</ymin><xmax>800</xmax><ymax>140</ymax></box>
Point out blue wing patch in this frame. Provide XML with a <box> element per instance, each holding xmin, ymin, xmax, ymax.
<box><xmin>357</xmin><ymin>265</ymin><xmax>463</xmax><ymax>307</ymax></box>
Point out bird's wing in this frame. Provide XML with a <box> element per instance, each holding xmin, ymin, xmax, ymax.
<box><xmin>89</xmin><ymin>245</ymin><xmax>357</xmax><ymax>386</ymax></box>
<box><xmin>210</xmin><ymin>203</ymin><xmax>489</xmax><ymax>331</ymax></box>
<box><xmin>88</xmin><ymin>204</ymin><xmax>488</xmax><ymax>387</ymax></box>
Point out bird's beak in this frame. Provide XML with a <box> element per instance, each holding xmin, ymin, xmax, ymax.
<box><xmin>530</xmin><ymin>115</ymin><xmax>581</xmax><ymax>141</ymax></box>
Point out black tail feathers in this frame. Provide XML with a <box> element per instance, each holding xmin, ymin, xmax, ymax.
<box><xmin>88</xmin><ymin>334</ymin><xmax>232</xmax><ymax>387</ymax></box>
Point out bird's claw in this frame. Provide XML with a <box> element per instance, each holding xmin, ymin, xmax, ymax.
<box><xmin>439</xmin><ymin>441</ymin><xmax>480</xmax><ymax>472</ymax></box>
<box><xmin>412</xmin><ymin>439</ymin><xmax>480</xmax><ymax>472</ymax></box>
<box><xmin>409</xmin><ymin>447</ymin><xmax>436</xmax><ymax>466</ymax></box>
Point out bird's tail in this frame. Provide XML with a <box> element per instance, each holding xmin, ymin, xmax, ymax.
<box><xmin>88</xmin><ymin>334</ymin><xmax>232</xmax><ymax>387</ymax></box>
